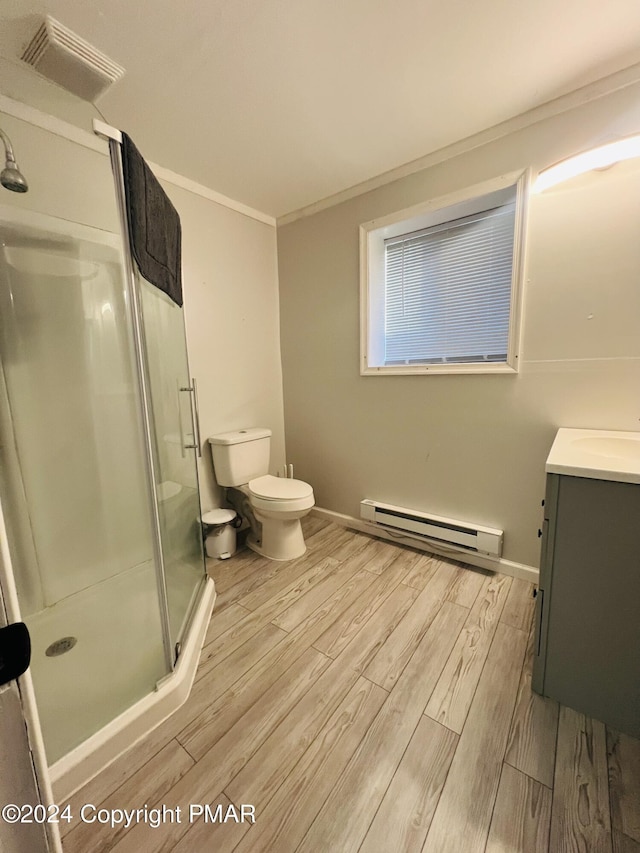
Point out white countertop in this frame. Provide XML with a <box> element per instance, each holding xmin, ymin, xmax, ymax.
<box><xmin>546</xmin><ymin>428</ymin><xmax>640</xmax><ymax>485</ymax></box>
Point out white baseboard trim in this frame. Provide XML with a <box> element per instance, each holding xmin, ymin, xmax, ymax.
<box><xmin>312</xmin><ymin>506</ymin><xmax>539</xmax><ymax>584</ymax></box>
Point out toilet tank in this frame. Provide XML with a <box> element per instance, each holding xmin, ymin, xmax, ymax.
<box><xmin>208</xmin><ymin>428</ymin><xmax>271</xmax><ymax>487</ymax></box>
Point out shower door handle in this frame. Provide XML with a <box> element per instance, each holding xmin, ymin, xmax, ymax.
<box><xmin>180</xmin><ymin>379</ymin><xmax>202</xmax><ymax>457</ymax></box>
<box><xmin>190</xmin><ymin>378</ymin><xmax>202</xmax><ymax>458</ymax></box>
<box><xmin>176</xmin><ymin>381</ymin><xmax>187</xmax><ymax>458</ymax></box>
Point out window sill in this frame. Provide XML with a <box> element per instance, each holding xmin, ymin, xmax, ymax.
<box><xmin>360</xmin><ymin>362</ymin><xmax>519</xmax><ymax>376</ymax></box>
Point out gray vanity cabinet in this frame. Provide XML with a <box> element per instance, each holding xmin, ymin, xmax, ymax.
<box><xmin>532</xmin><ymin>473</ymin><xmax>640</xmax><ymax>738</ymax></box>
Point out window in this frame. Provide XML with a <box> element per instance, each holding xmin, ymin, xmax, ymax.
<box><xmin>360</xmin><ymin>173</ymin><xmax>528</xmax><ymax>375</ymax></box>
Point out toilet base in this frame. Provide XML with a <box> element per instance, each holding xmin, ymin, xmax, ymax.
<box><xmin>247</xmin><ymin>516</ymin><xmax>307</xmax><ymax>561</ymax></box>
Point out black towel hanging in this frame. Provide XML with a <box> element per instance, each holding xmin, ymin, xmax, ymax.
<box><xmin>121</xmin><ymin>132</ymin><xmax>183</xmax><ymax>307</ymax></box>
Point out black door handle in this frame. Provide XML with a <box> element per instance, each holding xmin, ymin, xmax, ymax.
<box><xmin>0</xmin><ymin>622</ymin><xmax>31</xmax><ymax>686</ymax></box>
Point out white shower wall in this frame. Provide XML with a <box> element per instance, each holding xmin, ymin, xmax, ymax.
<box><xmin>0</xmin><ymin>227</ymin><xmax>153</xmax><ymax>611</ymax></box>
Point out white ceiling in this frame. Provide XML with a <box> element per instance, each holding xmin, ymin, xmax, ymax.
<box><xmin>2</xmin><ymin>0</ymin><xmax>640</xmax><ymax>217</ymax></box>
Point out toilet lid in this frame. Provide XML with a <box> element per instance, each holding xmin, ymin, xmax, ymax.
<box><xmin>248</xmin><ymin>474</ymin><xmax>313</xmax><ymax>501</ymax></box>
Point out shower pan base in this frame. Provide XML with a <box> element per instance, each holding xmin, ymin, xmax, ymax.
<box><xmin>28</xmin><ymin>571</ymin><xmax>215</xmax><ymax>801</ymax></box>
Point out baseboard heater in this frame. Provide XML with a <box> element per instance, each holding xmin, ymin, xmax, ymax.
<box><xmin>360</xmin><ymin>499</ymin><xmax>503</xmax><ymax>558</ymax></box>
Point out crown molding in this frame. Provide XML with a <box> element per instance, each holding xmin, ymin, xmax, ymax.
<box><xmin>277</xmin><ymin>61</ymin><xmax>640</xmax><ymax>227</ymax></box>
<box><xmin>0</xmin><ymin>93</ymin><xmax>275</xmax><ymax>226</ymax></box>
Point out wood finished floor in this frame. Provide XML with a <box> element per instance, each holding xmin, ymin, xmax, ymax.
<box><xmin>61</xmin><ymin>518</ymin><xmax>640</xmax><ymax>853</ymax></box>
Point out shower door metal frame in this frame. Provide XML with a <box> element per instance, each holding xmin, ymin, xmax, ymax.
<box><xmin>107</xmin><ymin>138</ymin><xmax>175</xmax><ymax>673</ymax></box>
<box><xmin>101</xmin><ymin>123</ymin><xmax>208</xmax><ymax>668</ymax></box>
<box><xmin>0</xmin><ymin>495</ymin><xmax>62</xmax><ymax>853</ymax></box>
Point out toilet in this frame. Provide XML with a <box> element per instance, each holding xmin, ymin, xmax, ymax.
<box><xmin>208</xmin><ymin>428</ymin><xmax>315</xmax><ymax>561</ymax></box>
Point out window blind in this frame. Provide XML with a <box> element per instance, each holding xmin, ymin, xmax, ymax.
<box><xmin>383</xmin><ymin>202</ymin><xmax>516</xmax><ymax>365</ymax></box>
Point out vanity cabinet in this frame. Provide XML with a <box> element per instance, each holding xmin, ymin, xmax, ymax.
<box><xmin>532</xmin><ymin>472</ymin><xmax>640</xmax><ymax>737</ymax></box>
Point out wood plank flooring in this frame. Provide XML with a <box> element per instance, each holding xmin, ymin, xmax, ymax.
<box><xmin>61</xmin><ymin>518</ymin><xmax>640</xmax><ymax>853</ymax></box>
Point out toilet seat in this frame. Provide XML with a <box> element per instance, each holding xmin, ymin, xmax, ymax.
<box><xmin>248</xmin><ymin>474</ymin><xmax>313</xmax><ymax>500</ymax></box>
<box><xmin>248</xmin><ymin>475</ymin><xmax>314</xmax><ymax>513</ymax></box>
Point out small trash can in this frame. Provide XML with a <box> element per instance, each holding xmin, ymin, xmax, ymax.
<box><xmin>201</xmin><ymin>508</ymin><xmax>237</xmax><ymax>560</ymax></box>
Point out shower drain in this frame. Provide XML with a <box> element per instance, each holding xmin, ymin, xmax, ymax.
<box><xmin>45</xmin><ymin>637</ymin><xmax>77</xmax><ymax>657</ymax></box>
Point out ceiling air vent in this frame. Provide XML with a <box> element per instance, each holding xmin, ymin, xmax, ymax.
<box><xmin>21</xmin><ymin>16</ymin><xmax>125</xmax><ymax>102</ymax></box>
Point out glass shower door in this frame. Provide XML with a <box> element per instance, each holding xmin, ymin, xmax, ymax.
<box><xmin>0</xmin><ymin>207</ymin><xmax>169</xmax><ymax>763</ymax></box>
<box><xmin>138</xmin><ymin>273</ymin><xmax>206</xmax><ymax>658</ymax></box>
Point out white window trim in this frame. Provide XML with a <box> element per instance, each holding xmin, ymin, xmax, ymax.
<box><xmin>359</xmin><ymin>170</ymin><xmax>530</xmax><ymax>376</ymax></box>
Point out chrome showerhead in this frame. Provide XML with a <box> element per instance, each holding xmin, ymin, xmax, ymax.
<box><xmin>1</xmin><ymin>161</ymin><xmax>29</xmax><ymax>193</ymax></box>
<box><xmin>0</xmin><ymin>128</ymin><xmax>29</xmax><ymax>193</ymax></box>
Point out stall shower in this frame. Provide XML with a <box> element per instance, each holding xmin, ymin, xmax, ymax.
<box><xmin>0</xmin><ymin>109</ymin><xmax>214</xmax><ymax>796</ymax></box>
